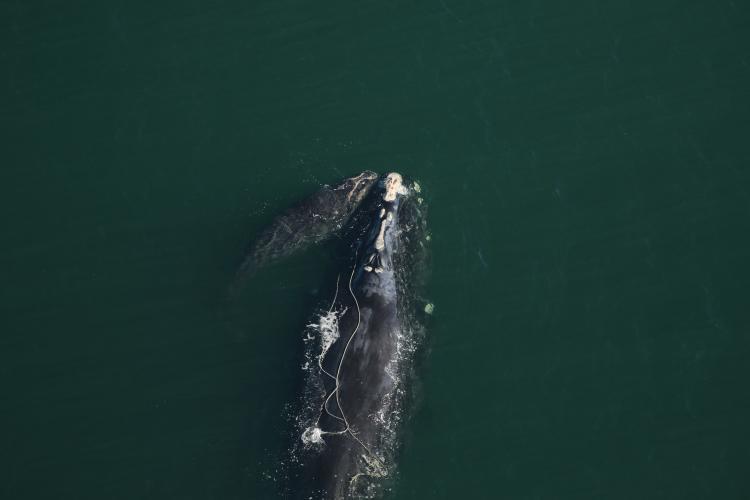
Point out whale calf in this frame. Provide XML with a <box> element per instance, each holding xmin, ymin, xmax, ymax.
<box><xmin>231</xmin><ymin>171</ymin><xmax>378</xmax><ymax>293</ymax></box>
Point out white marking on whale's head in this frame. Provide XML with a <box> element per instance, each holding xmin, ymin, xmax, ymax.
<box><xmin>383</xmin><ymin>172</ymin><xmax>408</xmax><ymax>202</ymax></box>
<box><xmin>374</xmin><ymin>215</ymin><xmax>389</xmax><ymax>251</ymax></box>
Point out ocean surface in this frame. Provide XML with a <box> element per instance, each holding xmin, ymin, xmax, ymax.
<box><xmin>2</xmin><ymin>1</ymin><xmax>749</xmax><ymax>498</ymax></box>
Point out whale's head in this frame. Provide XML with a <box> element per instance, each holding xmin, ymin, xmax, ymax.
<box><xmin>357</xmin><ymin>172</ymin><xmax>413</xmax><ymax>279</ymax></box>
<box><xmin>338</xmin><ymin>170</ymin><xmax>379</xmax><ymax>210</ymax></box>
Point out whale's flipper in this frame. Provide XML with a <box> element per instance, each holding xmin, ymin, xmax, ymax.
<box><xmin>230</xmin><ymin>171</ymin><xmax>378</xmax><ymax>295</ymax></box>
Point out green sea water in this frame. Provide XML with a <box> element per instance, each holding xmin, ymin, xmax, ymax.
<box><xmin>2</xmin><ymin>1</ymin><xmax>749</xmax><ymax>498</ymax></box>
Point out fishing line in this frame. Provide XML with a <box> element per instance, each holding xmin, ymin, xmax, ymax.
<box><xmin>317</xmin><ymin>248</ymin><xmax>387</xmax><ymax>472</ymax></box>
<box><xmin>316</xmin><ymin>253</ymin><xmax>361</xmax><ymax>434</ymax></box>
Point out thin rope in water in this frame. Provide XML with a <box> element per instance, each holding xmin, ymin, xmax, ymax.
<box><xmin>318</xmin><ymin>250</ymin><xmax>360</xmax><ymax>436</ymax></box>
<box><xmin>317</xmin><ymin>273</ymin><xmax>345</xmax><ymax>423</ymax></box>
<box><xmin>333</xmin><ymin>252</ymin><xmax>362</xmax><ymax>434</ymax></box>
<box><xmin>322</xmin><ymin>394</ymin><xmax>345</xmax><ymax>423</ymax></box>
<box><xmin>318</xmin><ymin>249</ymin><xmax>386</xmax><ymax>471</ymax></box>
<box><xmin>327</xmin><ymin>273</ymin><xmax>340</xmax><ymax>313</ymax></box>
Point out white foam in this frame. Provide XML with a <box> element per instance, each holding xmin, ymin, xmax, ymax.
<box><xmin>301</xmin><ymin>426</ymin><xmax>324</xmax><ymax>445</ymax></box>
<box><xmin>308</xmin><ymin>309</ymin><xmax>341</xmax><ymax>360</ymax></box>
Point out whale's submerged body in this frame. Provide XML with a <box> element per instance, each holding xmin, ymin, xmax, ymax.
<box><xmin>276</xmin><ymin>173</ymin><xmax>429</xmax><ymax>499</ymax></box>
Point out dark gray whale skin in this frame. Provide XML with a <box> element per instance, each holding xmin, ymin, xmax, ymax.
<box><xmin>230</xmin><ymin>171</ymin><xmax>378</xmax><ymax>294</ymax></box>
<box><xmin>297</xmin><ymin>173</ymin><xmax>411</xmax><ymax>499</ymax></box>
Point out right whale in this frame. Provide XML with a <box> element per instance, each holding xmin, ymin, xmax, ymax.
<box><xmin>231</xmin><ymin>170</ymin><xmax>378</xmax><ymax>294</ymax></box>
<box><xmin>291</xmin><ymin>173</ymin><xmax>429</xmax><ymax>499</ymax></box>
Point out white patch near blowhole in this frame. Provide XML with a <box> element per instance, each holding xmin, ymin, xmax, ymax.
<box><xmin>374</xmin><ymin>216</ymin><xmax>389</xmax><ymax>251</ymax></box>
<box><xmin>383</xmin><ymin>173</ymin><xmax>408</xmax><ymax>202</ymax></box>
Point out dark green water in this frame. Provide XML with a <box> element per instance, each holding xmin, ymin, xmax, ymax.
<box><xmin>2</xmin><ymin>1</ymin><xmax>749</xmax><ymax>498</ymax></box>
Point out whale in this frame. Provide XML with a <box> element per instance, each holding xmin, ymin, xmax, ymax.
<box><xmin>231</xmin><ymin>171</ymin><xmax>378</xmax><ymax>294</ymax></box>
<box><xmin>291</xmin><ymin>173</ymin><xmax>428</xmax><ymax>499</ymax></box>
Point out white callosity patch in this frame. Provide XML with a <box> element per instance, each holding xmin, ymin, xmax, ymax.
<box><xmin>374</xmin><ymin>214</ymin><xmax>390</xmax><ymax>251</ymax></box>
<box><xmin>375</xmin><ymin>173</ymin><xmax>408</xmax><ymax>252</ymax></box>
<box><xmin>382</xmin><ymin>172</ymin><xmax>408</xmax><ymax>201</ymax></box>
